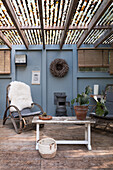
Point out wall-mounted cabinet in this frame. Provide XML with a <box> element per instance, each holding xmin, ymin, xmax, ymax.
<box><xmin>15</xmin><ymin>54</ymin><xmax>27</xmax><ymax>66</ymax></box>
<box><xmin>0</xmin><ymin>50</ymin><xmax>10</xmax><ymax>74</ymax></box>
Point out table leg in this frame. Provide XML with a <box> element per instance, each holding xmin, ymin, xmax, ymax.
<box><xmin>85</xmin><ymin>124</ymin><xmax>88</xmax><ymax>141</ymax></box>
<box><xmin>36</xmin><ymin>123</ymin><xmax>39</xmax><ymax>150</ymax></box>
<box><xmin>87</xmin><ymin>123</ymin><xmax>92</xmax><ymax>151</ymax></box>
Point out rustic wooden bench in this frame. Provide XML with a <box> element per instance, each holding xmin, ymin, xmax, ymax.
<box><xmin>32</xmin><ymin>116</ymin><xmax>95</xmax><ymax>151</ymax></box>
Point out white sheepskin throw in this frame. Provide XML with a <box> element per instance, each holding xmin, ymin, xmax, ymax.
<box><xmin>8</xmin><ymin>81</ymin><xmax>33</xmax><ymax>112</ymax></box>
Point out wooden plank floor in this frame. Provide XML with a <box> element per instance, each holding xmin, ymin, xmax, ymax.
<box><xmin>0</xmin><ymin>119</ymin><xmax>113</xmax><ymax>170</ymax></box>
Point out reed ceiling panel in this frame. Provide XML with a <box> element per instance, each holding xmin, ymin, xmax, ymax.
<box><xmin>43</xmin><ymin>0</ymin><xmax>71</xmax><ymax>27</ymax></box>
<box><xmin>10</xmin><ymin>0</ymin><xmax>41</xmax><ymax>27</ymax></box>
<box><xmin>65</xmin><ymin>30</ymin><xmax>84</xmax><ymax>44</ymax></box>
<box><xmin>84</xmin><ymin>29</ymin><xmax>106</xmax><ymax>44</ymax></box>
<box><xmin>24</xmin><ymin>30</ymin><xmax>42</xmax><ymax>45</ymax></box>
<box><xmin>70</xmin><ymin>0</ymin><xmax>103</xmax><ymax>27</ymax></box>
<box><xmin>0</xmin><ymin>0</ymin><xmax>113</xmax><ymax>46</ymax></box>
<box><xmin>44</xmin><ymin>30</ymin><xmax>63</xmax><ymax>44</ymax></box>
<box><xmin>2</xmin><ymin>30</ymin><xmax>23</xmax><ymax>44</ymax></box>
<box><xmin>96</xmin><ymin>3</ymin><xmax>113</xmax><ymax>26</ymax></box>
<box><xmin>103</xmin><ymin>34</ymin><xmax>113</xmax><ymax>44</ymax></box>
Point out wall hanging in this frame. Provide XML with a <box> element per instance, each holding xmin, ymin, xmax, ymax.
<box><xmin>50</xmin><ymin>58</ymin><xmax>69</xmax><ymax>78</ymax></box>
<box><xmin>32</xmin><ymin>71</ymin><xmax>40</xmax><ymax>85</ymax></box>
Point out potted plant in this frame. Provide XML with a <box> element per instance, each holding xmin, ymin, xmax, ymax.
<box><xmin>95</xmin><ymin>101</ymin><xmax>108</xmax><ymax>117</ymax></box>
<box><xmin>71</xmin><ymin>86</ymin><xmax>92</xmax><ymax>120</ymax></box>
<box><xmin>39</xmin><ymin>112</ymin><xmax>52</xmax><ymax>120</ymax></box>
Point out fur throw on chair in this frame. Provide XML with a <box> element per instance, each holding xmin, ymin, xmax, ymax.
<box><xmin>8</xmin><ymin>81</ymin><xmax>33</xmax><ymax>112</ymax></box>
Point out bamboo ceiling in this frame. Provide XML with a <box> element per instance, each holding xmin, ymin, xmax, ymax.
<box><xmin>0</xmin><ymin>0</ymin><xmax>113</xmax><ymax>49</ymax></box>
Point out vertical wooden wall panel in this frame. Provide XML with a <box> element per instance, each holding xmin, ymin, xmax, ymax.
<box><xmin>78</xmin><ymin>50</ymin><xmax>85</xmax><ymax>67</ymax></box>
<box><xmin>5</xmin><ymin>51</ymin><xmax>10</xmax><ymax>73</ymax></box>
<box><xmin>84</xmin><ymin>50</ymin><xmax>102</xmax><ymax>67</ymax></box>
<box><xmin>78</xmin><ymin>49</ymin><xmax>110</xmax><ymax>68</ymax></box>
<box><xmin>109</xmin><ymin>50</ymin><xmax>113</xmax><ymax>74</ymax></box>
<box><xmin>102</xmin><ymin>50</ymin><xmax>109</xmax><ymax>67</ymax></box>
<box><xmin>0</xmin><ymin>51</ymin><xmax>5</xmax><ymax>72</ymax></box>
<box><xmin>0</xmin><ymin>50</ymin><xmax>11</xmax><ymax>74</ymax></box>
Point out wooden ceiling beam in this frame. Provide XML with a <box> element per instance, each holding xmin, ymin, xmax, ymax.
<box><xmin>69</xmin><ymin>25</ymin><xmax>113</xmax><ymax>30</ymax></box>
<box><xmin>94</xmin><ymin>25</ymin><xmax>113</xmax><ymax>30</ymax></box>
<box><xmin>0</xmin><ymin>26</ymin><xmax>41</xmax><ymax>30</ymax></box>
<box><xmin>45</xmin><ymin>26</ymin><xmax>88</xmax><ymax>30</ymax></box>
<box><xmin>21</xmin><ymin>26</ymin><xmax>41</xmax><ymax>30</ymax></box>
<box><xmin>0</xmin><ymin>26</ymin><xmax>16</xmax><ymax>30</ymax></box>
<box><xmin>0</xmin><ymin>31</ymin><xmax>12</xmax><ymax>49</ymax></box>
<box><xmin>2</xmin><ymin>0</ymin><xmax>29</xmax><ymax>49</ymax></box>
<box><xmin>77</xmin><ymin>0</ymin><xmax>113</xmax><ymax>48</ymax></box>
<box><xmin>44</xmin><ymin>26</ymin><xmax>65</xmax><ymax>30</ymax></box>
<box><xmin>60</xmin><ymin>0</ymin><xmax>79</xmax><ymax>49</ymax></box>
<box><xmin>79</xmin><ymin>47</ymin><xmax>113</xmax><ymax>50</ymax></box>
<box><xmin>0</xmin><ymin>25</ymin><xmax>112</xmax><ymax>31</ymax></box>
<box><xmin>0</xmin><ymin>26</ymin><xmax>86</xmax><ymax>30</ymax></box>
<box><xmin>38</xmin><ymin>0</ymin><xmax>45</xmax><ymax>49</ymax></box>
<box><xmin>94</xmin><ymin>25</ymin><xmax>113</xmax><ymax>48</ymax></box>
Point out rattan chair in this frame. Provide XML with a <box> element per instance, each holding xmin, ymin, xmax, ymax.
<box><xmin>3</xmin><ymin>81</ymin><xmax>44</xmax><ymax>134</ymax></box>
<box><xmin>90</xmin><ymin>84</ymin><xmax>113</xmax><ymax>130</ymax></box>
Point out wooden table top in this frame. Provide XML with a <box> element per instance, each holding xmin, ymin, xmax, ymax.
<box><xmin>32</xmin><ymin>116</ymin><xmax>95</xmax><ymax>124</ymax></box>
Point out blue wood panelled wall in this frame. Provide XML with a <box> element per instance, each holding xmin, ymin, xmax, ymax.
<box><xmin>0</xmin><ymin>44</ymin><xmax>113</xmax><ymax>118</ymax></box>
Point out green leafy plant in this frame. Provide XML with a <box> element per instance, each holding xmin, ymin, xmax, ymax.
<box><xmin>71</xmin><ymin>86</ymin><xmax>92</xmax><ymax>106</ymax></box>
<box><xmin>96</xmin><ymin>102</ymin><xmax>108</xmax><ymax>117</ymax></box>
<box><xmin>42</xmin><ymin>112</ymin><xmax>47</xmax><ymax>117</ymax></box>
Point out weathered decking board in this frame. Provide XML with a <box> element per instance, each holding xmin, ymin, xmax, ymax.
<box><xmin>0</xmin><ymin>119</ymin><xmax>113</xmax><ymax>169</ymax></box>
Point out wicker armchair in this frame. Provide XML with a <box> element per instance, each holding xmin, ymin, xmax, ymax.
<box><xmin>90</xmin><ymin>84</ymin><xmax>113</xmax><ymax>130</ymax></box>
<box><xmin>3</xmin><ymin>81</ymin><xmax>44</xmax><ymax>134</ymax></box>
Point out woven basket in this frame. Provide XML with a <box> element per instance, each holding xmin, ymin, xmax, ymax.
<box><xmin>38</xmin><ymin>138</ymin><xmax>57</xmax><ymax>159</ymax></box>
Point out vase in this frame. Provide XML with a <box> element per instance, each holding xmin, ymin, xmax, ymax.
<box><xmin>74</xmin><ymin>106</ymin><xmax>88</xmax><ymax>120</ymax></box>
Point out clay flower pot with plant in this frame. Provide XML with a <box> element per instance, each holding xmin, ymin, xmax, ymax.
<box><xmin>39</xmin><ymin>112</ymin><xmax>52</xmax><ymax>120</ymax></box>
<box><xmin>71</xmin><ymin>86</ymin><xmax>92</xmax><ymax>120</ymax></box>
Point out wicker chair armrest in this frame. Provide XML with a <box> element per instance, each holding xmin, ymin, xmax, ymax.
<box><xmin>4</xmin><ymin>105</ymin><xmax>23</xmax><ymax>120</ymax></box>
<box><xmin>31</xmin><ymin>103</ymin><xmax>44</xmax><ymax>114</ymax></box>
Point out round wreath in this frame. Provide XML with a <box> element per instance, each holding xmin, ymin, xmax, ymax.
<box><xmin>50</xmin><ymin>58</ymin><xmax>69</xmax><ymax>77</ymax></box>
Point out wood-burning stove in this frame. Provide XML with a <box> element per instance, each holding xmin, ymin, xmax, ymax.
<box><xmin>54</xmin><ymin>93</ymin><xmax>70</xmax><ymax>116</ymax></box>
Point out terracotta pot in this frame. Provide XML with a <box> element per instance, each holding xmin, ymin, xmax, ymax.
<box><xmin>74</xmin><ymin>106</ymin><xmax>88</xmax><ymax>120</ymax></box>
